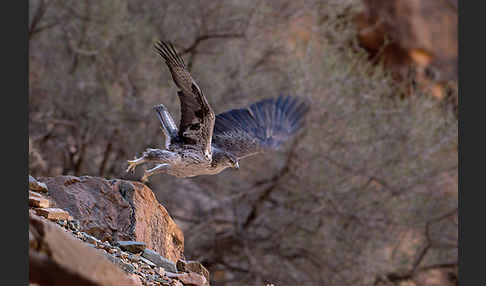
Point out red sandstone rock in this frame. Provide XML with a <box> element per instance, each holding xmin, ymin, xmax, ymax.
<box><xmin>177</xmin><ymin>260</ymin><xmax>210</xmax><ymax>283</ymax></box>
<box><xmin>123</xmin><ymin>180</ymin><xmax>184</xmax><ymax>263</ymax></box>
<box><xmin>29</xmin><ymin>197</ymin><xmax>50</xmax><ymax>208</ymax></box>
<box><xmin>29</xmin><ymin>212</ymin><xmax>137</xmax><ymax>286</ymax></box>
<box><xmin>35</xmin><ymin>208</ymin><xmax>70</xmax><ymax>221</ymax></box>
<box><xmin>38</xmin><ymin>176</ymin><xmax>133</xmax><ymax>241</ymax></box>
<box><xmin>29</xmin><ymin>175</ymin><xmax>48</xmax><ymax>192</ymax></box>
<box><xmin>355</xmin><ymin>0</ymin><xmax>457</xmax><ymax>86</ymax></box>
<box><xmin>38</xmin><ymin>176</ymin><xmax>184</xmax><ymax>262</ymax></box>
<box><xmin>168</xmin><ymin>272</ymin><xmax>208</xmax><ymax>286</ymax></box>
<box><xmin>29</xmin><ymin>191</ymin><xmax>43</xmax><ymax>198</ymax></box>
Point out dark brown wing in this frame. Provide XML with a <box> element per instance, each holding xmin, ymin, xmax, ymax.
<box><xmin>212</xmin><ymin>95</ymin><xmax>310</xmax><ymax>160</ymax></box>
<box><xmin>154</xmin><ymin>41</ymin><xmax>215</xmax><ymax>157</ymax></box>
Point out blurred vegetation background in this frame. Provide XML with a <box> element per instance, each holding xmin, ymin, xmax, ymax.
<box><xmin>29</xmin><ymin>0</ymin><xmax>458</xmax><ymax>285</ymax></box>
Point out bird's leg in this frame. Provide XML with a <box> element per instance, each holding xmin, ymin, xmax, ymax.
<box><xmin>141</xmin><ymin>163</ymin><xmax>170</xmax><ymax>183</ymax></box>
<box><xmin>126</xmin><ymin>156</ymin><xmax>147</xmax><ymax>173</ymax></box>
<box><xmin>153</xmin><ymin>104</ymin><xmax>178</xmax><ymax>149</ymax></box>
<box><xmin>126</xmin><ymin>148</ymin><xmax>177</xmax><ymax>173</ymax></box>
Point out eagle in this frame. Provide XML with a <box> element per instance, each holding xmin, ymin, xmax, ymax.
<box><xmin>126</xmin><ymin>41</ymin><xmax>310</xmax><ymax>181</ymax></box>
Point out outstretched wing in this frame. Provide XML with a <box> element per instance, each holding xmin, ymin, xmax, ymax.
<box><xmin>212</xmin><ymin>95</ymin><xmax>310</xmax><ymax>160</ymax></box>
<box><xmin>154</xmin><ymin>41</ymin><xmax>215</xmax><ymax>156</ymax></box>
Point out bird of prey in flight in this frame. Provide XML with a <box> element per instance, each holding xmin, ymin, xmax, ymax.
<box><xmin>126</xmin><ymin>41</ymin><xmax>310</xmax><ymax>181</ymax></box>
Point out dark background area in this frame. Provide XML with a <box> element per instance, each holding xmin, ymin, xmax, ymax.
<box><xmin>28</xmin><ymin>0</ymin><xmax>458</xmax><ymax>285</ymax></box>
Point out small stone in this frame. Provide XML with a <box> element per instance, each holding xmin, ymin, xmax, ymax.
<box><xmin>28</xmin><ymin>191</ymin><xmax>42</xmax><ymax>198</ymax></box>
<box><xmin>155</xmin><ymin>267</ymin><xmax>165</xmax><ymax>277</ymax></box>
<box><xmin>117</xmin><ymin>241</ymin><xmax>146</xmax><ymax>254</ymax></box>
<box><xmin>29</xmin><ymin>175</ymin><xmax>48</xmax><ymax>192</ymax></box>
<box><xmin>85</xmin><ymin>235</ymin><xmax>100</xmax><ymax>246</ymax></box>
<box><xmin>104</xmin><ymin>253</ymin><xmax>136</xmax><ymax>274</ymax></box>
<box><xmin>56</xmin><ymin>220</ymin><xmax>67</xmax><ymax>227</ymax></box>
<box><xmin>68</xmin><ymin>219</ymin><xmax>80</xmax><ymax>231</ymax></box>
<box><xmin>146</xmin><ymin>274</ymin><xmax>156</xmax><ymax>281</ymax></box>
<box><xmin>120</xmin><ymin>252</ymin><xmax>129</xmax><ymax>259</ymax></box>
<box><xmin>120</xmin><ymin>262</ymin><xmax>136</xmax><ymax>274</ymax></box>
<box><xmin>140</xmin><ymin>256</ymin><xmax>156</xmax><ymax>267</ymax></box>
<box><xmin>170</xmin><ymin>280</ymin><xmax>184</xmax><ymax>286</ymax></box>
<box><xmin>128</xmin><ymin>254</ymin><xmax>141</xmax><ymax>263</ymax></box>
<box><xmin>184</xmin><ymin>261</ymin><xmax>210</xmax><ymax>282</ymax></box>
<box><xmin>80</xmin><ymin>232</ymin><xmax>88</xmax><ymax>240</ymax></box>
<box><xmin>34</xmin><ymin>208</ymin><xmax>70</xmax><ymax>221</ymax></box>
<box><xmin>175</xmin><ymin>272</ymin><xmax>208</xmax><ymax>286</ymax></box>
<box><xmin>155</xmin><ymin>275</ymin><xmax>170</xmax><ymax>283</ymax></box>
<box><xmin>164</xmin><ymin>272</ymin><xmax>178</xmax><ymax>278</ymax></box>
<box><xmin>141</xmin><ymin>264</ymin><xmax>153</xmax><ymax>271</ymax></box>
<box><xmin>108</xmin><ymin>248</ymin><xmax>117</xmax><ymax>254</ymax></box>
<box><xmin>142</xmin><ymin>249</ymin><xmax>177</xmax><ymax>272</ymax></box>
<box><xmin>29</xmin><ymin>197</ymin><xmax>50</xmax><ymax>208</ymax></box>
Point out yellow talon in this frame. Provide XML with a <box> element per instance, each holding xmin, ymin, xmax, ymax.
<box><xmin>126</xmin><ymin>157</ymin><xmax>146</xmax><ymax>173</ymax></box>
<box><xmin>141</xmin><ymin>173</ymin><xmax>150</xmax><ymax>183</ymax></box>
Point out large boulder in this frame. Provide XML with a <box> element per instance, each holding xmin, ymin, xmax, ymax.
<box><xmin>38</xmin><ymin>175</ymin><xmax>184</xmax><ymax>262</ymax></box>
<box><xmin>29</xmin><ymin>212</ymin><xmax>138</xmax><ymax>286</ymax></box>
